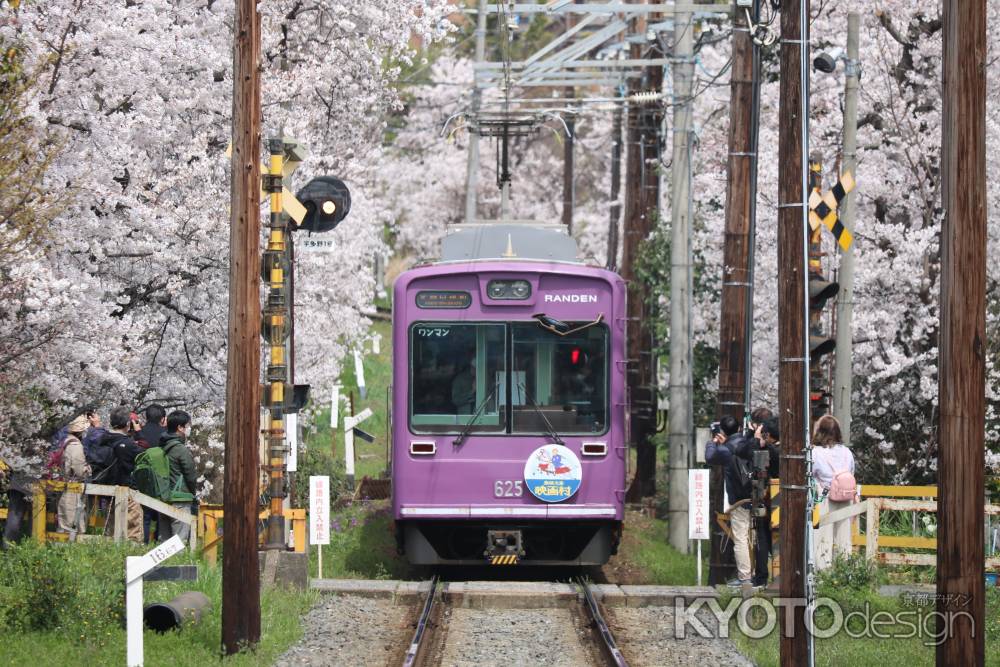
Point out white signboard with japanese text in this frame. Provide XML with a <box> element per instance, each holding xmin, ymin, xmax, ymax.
<box><xmin>298</xmin><ymin>237</ymin><xmax>336</xmax><ymax>253</ymax></box>
<box><xmin>688</xmin><ymin>469</ymin><xmax>711</xmax><ymax>540</ymax></box>
<box><xmin>309</xmin><ymin>475</ymin><xmax>330</xmax><ymax>546</ymax></box>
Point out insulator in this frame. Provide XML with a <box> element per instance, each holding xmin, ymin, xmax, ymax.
<box><xmin>628</xmin><ymin>91</ymin><xmax>663</xmax><ymax>105</ymax></box>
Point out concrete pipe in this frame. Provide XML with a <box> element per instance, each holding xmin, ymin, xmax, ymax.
<box><xmin>144</xmin><ymin>591</ymin><xmax>211</xmax><ymax>633</ymax></box>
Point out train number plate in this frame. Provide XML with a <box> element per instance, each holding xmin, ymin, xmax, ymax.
<box><xmin>494</xmin><ymin>480</ymin><xmax>523</xmax><ymax>497</ymax></box>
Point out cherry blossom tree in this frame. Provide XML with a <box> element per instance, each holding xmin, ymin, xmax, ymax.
<box><xmin>0</xmin><ymin>0</ymin><xmax>452</xmax><ymax>481</ymax></box>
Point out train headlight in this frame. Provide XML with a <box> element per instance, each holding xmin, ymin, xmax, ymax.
<box><xmin>488</xmin><ymin>282</ymin><xmax>507</xmax><ymax>299</ymax></box>
<box><xmin>510</xmin><ymin>280</ymin><xmax>531</xmax><ymax>299</ymax></box>
<box><xmin>487</xmin><ymin>279</ymin><xmax>532</xmax><ymax>300</ymax></box>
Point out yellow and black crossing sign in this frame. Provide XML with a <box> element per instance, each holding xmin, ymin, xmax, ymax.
<box><xmin>490</xmin><ymin>554</ymin><xmax>520</xmax><ymax>565</ymax></box>
<box><xmin>808</xmin><ymin>170</ymin><xmax>855</xmax><ymax>251</ymax></box>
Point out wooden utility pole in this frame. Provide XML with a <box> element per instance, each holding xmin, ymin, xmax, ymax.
<box><xmin>777</xmin><ymin>0</ymin><xmax>808</xmax><ymax>663</ymax></box>
<box><xmin>667</xmin><ymin>8</ymin><xmax>694</xmax><ymax>553</ymax></box>
<box><xmin>712</xmin><ymin>0</ymin><xmax>756</xmax><ymax>584</ymax></box>
<box><xmin>937</xmin><ymin>0</ymin><xmax>986</xmax><ymax>664</ymax></box>
<box><xmin>606</xmin><ymin>101</ymin><xmax>623</xmax><ymax>271</ymax></box>
<box><xmin>222</xmin><ymin>0</ymin><xmax>262</xmax><ymax>654</ymax></box>
<box><xmin>622</xmin><ymin>1</ymin><xmax>662</xmax><ymax>499</ymax></box>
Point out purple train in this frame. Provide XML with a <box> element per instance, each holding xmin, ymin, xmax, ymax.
<box><xmin>391</xmin><ymin>224</ymin><xmax>628</xmax><ymax>565</ymax></box>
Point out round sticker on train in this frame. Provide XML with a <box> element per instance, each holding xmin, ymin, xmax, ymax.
<box><xmin>523</xmin><ymin>444</ymin><xmax>582</xmax><ymax>503</ymax></box>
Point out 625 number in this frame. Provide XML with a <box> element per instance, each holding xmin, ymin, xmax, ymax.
<box><xmin>494</xmin><ymin>480</ymin><xmax>523</xmax><ymax>497</ymax></box>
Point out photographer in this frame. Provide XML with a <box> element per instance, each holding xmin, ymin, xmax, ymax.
<box><xmin>705</xmin><ymin>415</ymin><xmax>753</xmax><ymax>587</ymax></box>
<box><xmin>740</xmin><ymin>417</ymin><xmax>780</xmax><ymax>587</ymax></box>
<box><xmin>744</xmin><ymin>406</ymin><xmax>773</xmax><ymax>441</ymax></box>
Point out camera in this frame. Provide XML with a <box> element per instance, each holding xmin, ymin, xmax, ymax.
<box><xmin>709</xmin><ymin>421</ymin><xmax>722</xmax><ymax>436</ymax></box>
<box><xmin>750</xmin><ymin>449</ymin><xmax>771</xmax><ymax>519</ymax></box>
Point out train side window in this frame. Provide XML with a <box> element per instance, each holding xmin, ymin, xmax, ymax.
<box><xmin>409</xmin><ymin>323</ymin><xmax>506</xmax><ymax>433</ymax></box>
<box><xmin>510</xmin><ymin>323</ymin><xmax>609</xmax><ymax>435</ymax></box>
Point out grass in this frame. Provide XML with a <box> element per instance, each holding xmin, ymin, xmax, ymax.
<box><xmin>609</xmin><ymin>510</ymin><xmax>708</xmax><ymax>585</ymax></box>
<box><xmin>306</xmin><ymin>319</ymin><xmax>393</xmax><ymax>483</ymax></box>
<box><xmin>306</xmin><ymin>499</ymin><xmax>416</xmax><ymax>580</ymax></box>
<box><xmin>0</xmin><ymin>541</ymin><xmax>317</xmax><ymax>667</ymax></box>
<box><xmin>726</xmin><ymin>568</ymin><xmax>1000</xmax><ymax>667</ymax></box>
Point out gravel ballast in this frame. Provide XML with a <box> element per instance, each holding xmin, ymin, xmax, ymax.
<box><xmin>275</xmin><ymin>595</ymin><xmax>411</xmax><ymax>666</ymax></box>
<box><xmin>435</xmin><ymin>606</ymin><xmax>601</xmax><ymax>667</ymax></box>
<box><xmin>606</xmin><ymin>604</ymin><xmax>755</xmax><ymax>667</ymax></box>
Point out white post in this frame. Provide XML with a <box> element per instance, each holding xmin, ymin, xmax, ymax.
<box><xmin>344</xmin><ymin>425</ymin><xmax>355</xmax><ymax>490</ymax></box>
<box><xmin>697</xmin><ymin>539</ymin><xmax>702</xmax><ymax>587</ymax></box>
<box><xmin>126</xmin><ymin>562</ymin><xmax>144</xmax><ymax>667</ymax></box>
<box><xmin>330</xmin><ymin>385</ymin><xmax>340</xmax><ymax>429</ymax></box>
<box><xmin>125</xmin><ymin>535</ymin><xmax>185</xmax><ymax>667</ymax></box>
<box><xmin>354</xmin><ymin>350</ymin><xmax>367</xmax><ymax>400</ymax></box>
<box><xmin>286</xmin><ymin>413</ymin><xmax>298</xmax><ymax>472</ymax></box>
<box><xmin>343</xmin><ymin>409</ymin><xmax>373</xmax><ymax>491</ymax></box>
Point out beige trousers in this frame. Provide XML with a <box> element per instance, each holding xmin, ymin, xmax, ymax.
<box><xmin>56</xmin><ymin>491</ymin><xmax>86</xmax><ymax>535</ymax></box>
<box><xmin>730</xmin><ymin>504</ymin><xmax>753</xmax><ymax>581</ymax></box>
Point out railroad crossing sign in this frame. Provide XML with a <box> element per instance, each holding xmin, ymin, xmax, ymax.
<box><xmin>808</xmin><ymin>170</ymin><xmax>855</xmax><ymax>250</ymax></box>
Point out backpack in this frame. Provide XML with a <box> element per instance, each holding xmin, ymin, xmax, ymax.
<box><xmin>133</xmin><ymin>447</ymin><xmax>172</xmax><ymax>501</ymax></box>
<box><xmin>49</xmin><ymin>425</ymin><xmax>70</xmax><ymax>452</ymax></box>
<box><xmin>83</xmin><ymin>427</ymin><xmax>110</xmax><ymax>467</ymax></box>
<box><xmin>44</xmin><ymin>437</ymin><xmax>71</xmax><ymax>477</ymax></box>
<box><xmin>727</xmin><ymin>441</ymin><xmax>754</xmax><ymax>499</ymax></box>
<box><xmin>828</xmin><ymin>469</ymin><xmax>857</xmax><ymax>502</ymax></box>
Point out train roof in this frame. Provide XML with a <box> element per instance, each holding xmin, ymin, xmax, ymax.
<box><xmin>439</xmin><ymin>223</ymin><xmax>580</xmax><ymax>263</ymax></box>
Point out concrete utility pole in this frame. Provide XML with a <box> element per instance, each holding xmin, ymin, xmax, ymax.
<box><xmin>832</xmin><ymin>13</ymin><xmax>859</xmax><ymax>442</ymax></box>
<box><xmin>937</xmin><ymin>0</ymin><xmax>986</xmax><ymax>664</ymax></box>
<box><xmin>667</xmin><ymin>9</ymin><xmax>694</xmax><ymax>553</ymax></box>
<box><xmin>621</xmin><ymin>1</ymin><xmax>662</xmax><ymax>499</ymax></box>
<box><xmin>562</xmin><ymin>90</ymin><xmax>576</xmax><ymax>232</ymax></box>
<box><xmin>712</xmin><ymin>0</ymin><xmax>757</xmax><ymax>583</ymax></box>
<box><xmin>776</xmin><ymin>0</ymin><xmax>809</xmax><ymax>663</ymax></box>
<box><xmin>222</xmin><ymin>0</ymin><xmax>262</xmax><ymax>654</ymax></box>
<box><xmin>465</xmin><ymin>0</ymin><xmax>488</xmax><ymax>223</ymax></box>
<box><xmin>606</xmin><ymin>100</ymin><xmax>623</xmax><ymax>271</ymax></box>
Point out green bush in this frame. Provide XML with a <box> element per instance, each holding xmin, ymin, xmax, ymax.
<box><xmin>0</xmin><ymin>540</ymin><xmax>145</xmax><ymax>635</ymax></box>
<box><xmin>816</xmin><ymin>552</ymin><xmax>879</xmax><ymax>592</ymax></box>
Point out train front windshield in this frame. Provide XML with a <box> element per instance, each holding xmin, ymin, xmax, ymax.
<box><xmin>409</xmin><ymin>321</ymin><xmax>608</xmax><ymax>435</ymax></box>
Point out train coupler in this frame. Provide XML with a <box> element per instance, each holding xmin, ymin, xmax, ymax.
<box><xmin>485</xmin><ymin>529</ymin><xmax>523</xmax><ymax>565</ymax></box>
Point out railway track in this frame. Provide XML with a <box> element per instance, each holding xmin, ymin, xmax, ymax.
<box><xmin>401</xmin><ymin>575</ymin><xmax>628</xmax><ymax>667</ymax></box>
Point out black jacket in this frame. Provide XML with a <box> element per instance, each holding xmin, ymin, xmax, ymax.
<box><xmin>705</xmin><ymin>433</ymin><xmax>753</xmax><ymax>503</ymax></box>
<box><xmin>736</xmin><ymin>437</ymin><xmax>781</xmax><ymax>479</ymax></box>
<box><xmin>92</xmin><ymin>431</ymin><xmax>143</xmax><ymax>486</ymax></box>
<box><xmin>135</xmin><ymin>423</ymin><xmax>165</xmax><ymax>450</ymax></box>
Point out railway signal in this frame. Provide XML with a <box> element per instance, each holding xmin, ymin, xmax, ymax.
<box><xmin>295</xmin><ymin>176</ymin><xmax>351</xmax><ymax>233</ymax></box>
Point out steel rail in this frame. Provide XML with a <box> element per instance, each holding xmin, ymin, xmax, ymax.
<box><xmin>402</xmin><ymin>575</ymin><xmax>440</xmax><ymax>667</ymax></box>
<box><xmin>577</xmin><ymin>578</ymin><xmax>629</xmax><ymax>667</ymax></box>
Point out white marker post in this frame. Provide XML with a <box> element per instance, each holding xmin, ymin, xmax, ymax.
<box><xmin>310</xmin><ymin>475</ymin><xmax>331</xmax><ymax>578</ymax></box>
<box><xmin>688</xmin><ymin>469</ymin><xmax>711</xmax><ymax>587</ymax></box>
<box><xmin>330</xmin><ymin>384</ymin><xmax>340</xmax><ymax>429</ymax></box>
<box><xmin>354</xmin><ymin>349</ymin><xmax>366</xmax><ymax>399</ymax></box>
<box><xmin>372</xmin><ymin>335</ymin><xmax>381</xmax><ymax>355</ymax></box>
<box><xmin>126</xmin><ymin>535</ymin><xmax>185</xmax><ymax>667</ymax></box>
<box><xmin>343</xmin><ymin>407</ymin><xmax>373</xmax><ymax>490</ymax></box>
<box><xmin>286</xmin><ymin>412</ymin><xmax>298</xmax><ymax>472</ymax></box>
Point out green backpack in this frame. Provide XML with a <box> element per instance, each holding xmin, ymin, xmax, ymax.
<box><xmin>133</xmin><ymin>447</ymin><xmax>172</xmax><ymax>502</ymax></box>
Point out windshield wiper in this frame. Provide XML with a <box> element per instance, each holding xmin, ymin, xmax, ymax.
<box><xmin>517</xmin><ymin>381</ymin><xmax>565</xmax><ymax>445</ymax></box>
<box><xmin>453</xmin><ymin>383</ymin><xmax>499</xmax><ymax>447</ymax></box>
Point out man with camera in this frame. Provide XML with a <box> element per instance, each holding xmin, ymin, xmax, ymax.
<box><xmin>705</xmin><ymin>415</ymin><xmax>753</xmax><ymax>587</ymax></box>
